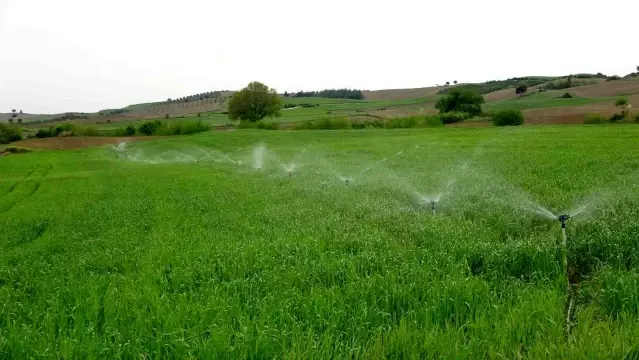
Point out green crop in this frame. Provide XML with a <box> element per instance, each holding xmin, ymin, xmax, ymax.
<box><xmin>1</xmin><ymin>126</ymin><xmax>639</xmax><ymax>358</ymax></box>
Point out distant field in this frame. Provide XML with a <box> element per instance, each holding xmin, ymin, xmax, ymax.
<box><xmin>2</xmin><ymin>127</ymin><xmax>639</xmax><ymax>357</ymax></box>
<box><xmin>486</xmin><ymin>91</ymin><xmax>612</xmax><ymax>111</ymax></box>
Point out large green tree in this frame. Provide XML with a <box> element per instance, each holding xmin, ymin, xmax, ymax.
<box><xmin>435</xmin><ymin>88</ymin><xmax>485</xmax><ymax>116</ymax></box>
<box><xmin>228</xmin><ymin>82</ymin><xmax>282</xmax><ymax>122</ymax></box>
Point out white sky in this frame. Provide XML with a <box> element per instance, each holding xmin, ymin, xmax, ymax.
<box><xmin>1</xmin><ymin>0</ymin><xmax>637</xmax><ymax>114</ymax></box>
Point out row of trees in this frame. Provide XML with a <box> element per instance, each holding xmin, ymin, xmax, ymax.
<box><xmin>166</xmin><ymin>91</ymin><xmax>225</xmax><ymax>103</ymax></box>
<box><xmin>285</xmin><ymin>89</ymin><xmax>364</xmax><ymax>100</ymax></box>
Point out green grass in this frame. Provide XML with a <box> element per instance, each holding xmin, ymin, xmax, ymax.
<box><xmin>2</xmin><ymin>127</ymin><xmax>639</xmax><ymax>358</ymax></box>
<box><xmin>486</xmin><ymin>91</ymin><xmax>613</xmax><ymax>111</ymax></box>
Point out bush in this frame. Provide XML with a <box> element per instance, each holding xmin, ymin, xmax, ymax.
<box><xmin>492</xmin><ymin>109</ymin><xmax>524</xmax><ymax>126</ymax></box>
<box><xmin>583</xmin><ymin>114</ymin><xmax>608</xmax><ymax>124</ymax></box>
<box><xmin>0</xmin><ymin>124</ymin><xmax>22</xmax><ymax>144</ymax></box>
<box><xmin>609</xmin><ymin>112</ymin><xmax>626</xmax><ymax>122</ymax></box>
<box><xmin>138</xmin><ymin>120</ymin><xmax>163</xmax><ymax>135</ymax></box>
<box><xmin>635</xmin><ymin>113</ymin><xmax>639</xmax><ymax>124</ymax></box>
<box><xmin>440</xmin><ymin>112</ymin><xmax>470</xmax><ymax>124</ymax></box>
<box><xmin>435</xmin><ymin>88</ymin><xmax>484</xmax><ymax>116</ymax></box>
<box><xmin>607</xmin><ymin>75</ymin><xmax>621</xmax><ymax>81</ymax></box>
<box><xmin>385</xmin><ymin>116</ymin><xmax>418</xmax><ymax>129</ymax></box>
<box><xmin>256</xmin><ymin>121</ymin><xmax>277</xmax><ymax>130</ymax></box>
<box><xmin>425</xmin><ymin>115</ymin><xmax>443</xmax><ymax>127</ymax></box>
<box><xmin>126</xmin><ymin>125</ymin><xmax>136</xmax><ymax>136</ymax></box>
<box><xmin>560</xmin><ymin>92</ymin><xmax>573</xmax><ymax>98</ymax></box>
<box><xmin>35</xmin><ymin>129</ymin><xmax>52</xmax><ymax>138</ymax></box>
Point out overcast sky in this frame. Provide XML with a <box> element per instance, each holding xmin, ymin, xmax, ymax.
<box><xmin>1</xmin><ymin>0</ymin><xmax>637</xmax><ymax>114</ymax></box>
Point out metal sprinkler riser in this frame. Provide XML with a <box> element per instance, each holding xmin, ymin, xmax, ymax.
<box><xmin>557</xmin><ymin>214</ymin><xmax>570</xmax><ymax>246</ymax></box>
<box><xmin>430</xmin><ymin>200</ymin><xmax>437</xmax><ymax>216</ymax></box>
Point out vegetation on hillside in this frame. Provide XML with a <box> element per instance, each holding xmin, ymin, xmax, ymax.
<box><xmin>435</xmin><ymin>88</ymin><xmax>484</xmax><ymax>117</ymax></box>
<box><xmin>438</xmin><ymin>77</ymin><xmax>557</xmax><ymax>95</ymax></box>
<box><xmin>0</xmin><ymin>123</ymin><xmax>22</xmax><ymax>144</ymax></box>
<box><xmin>287</xmin><ymin>89</ymin><xmax>364</xmax><ymax>100</ymax></box>
<box><xmin>228</xmin><ymin>82</ymin><xmax>282</xmax><ymax>122</ymax></box>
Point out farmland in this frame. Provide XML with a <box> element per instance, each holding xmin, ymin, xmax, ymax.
<box><xmin>2</xmin><ymin>126</ymin><xmax>639</xmax><ymax>358</ymax></box>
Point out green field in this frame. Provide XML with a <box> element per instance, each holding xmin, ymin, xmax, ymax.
<box><xmin>2</xmin><ymin>126</ymin><xmax>639</xmax><ymax>358</ymax></box>
<box><xmin>485</xmin><ymin>91</ymin><xmax>612</xmax><ymax>111</ymax></box>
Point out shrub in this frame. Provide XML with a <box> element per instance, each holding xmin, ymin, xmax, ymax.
<box><xmin>440</xmin><ymin>112</ymin><xmax>470</xmax><ymax>124</ymax></box>
<box><xmin>125</xmin><ymin>125</ymin><xmax>136</xmax><ymax>136</ymax></box>
<box><xmin>607</xmin><ymin>75</ymin><xmax>621</xmax><ymax>81</ymax></box>
<box><xmin>583</xmin><ymin>114</ymin><xmax>608</xmax><ymax>124</ymax></box>
<box><xmin>615</xmin><ymin>97</ymin><xmax>628</xmax><ymax>108</ymax></box>
<box><xmin>425</xmin><ymin>115</ymin><xmax>443</xmax><ymax>127</ymax></box>
<box><xmin>492</xmin><ymin>109</ymin><xmax>524</xmax><ymax>126</ymax></box>
<box><xmin>4</xmin><ymin>146</ymin><xmax>31</xmax><ymax>154</ymax></box>
<box><xmin>35</xmin><ymin>129</ymin><xmax>52</xmax><ymax>138</ymax></box>
<box><xmin>0</xmin><ymin>124</ymin><xmax>22</xmax><ymax>144</ymax></box>
<box><xmin>385</xmin><ymin>116</ymin><xmax>418</xmax><ymax>129</ymax></box>
<box><xmin>435</xmin><ymin>88</ymin><xmax>484</xmax><ymax>116</ymax></box>
<box><xmin>560</xmin><ymin>92</ymin><xmax>573</xmax><ymax>98</ymax></box>
<box><xmin>75</xmin><ymin>126</ymin><xmax>99</xmax><ymax>136</ymax></box>
<box><xmin>256</xmin><ymin>121</ymin><xmax>277</xmax><ymax>130</ymax></box>
<box><xmin>635</xmin><ymin>113</ymin><xmax>639</xmax><ymax>124</ymax></box>
<box><xmin>138</xmin><ymin>120</ymin><xmax>163</xmax><ymax>135</ymax></box>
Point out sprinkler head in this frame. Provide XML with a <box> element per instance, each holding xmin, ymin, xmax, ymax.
<box><xmin>557</xmin><ymin>214</ymin><xmax>570</xmax><ymax>227</ymax></box>
<box><xmin>344</xmin><ymin>179</ymin><xmax>350</xmax><ymax>186</ymax></box>
<box><xmin>287</xmin><ymin>170</ymin><xmax>292</xmax><ymax>177</ymax></box>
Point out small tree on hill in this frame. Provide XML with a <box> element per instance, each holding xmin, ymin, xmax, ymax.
<box><xmin>228</xmin><ymin>81</ymin><xmax>282</xmax><ymax>122</ymax></box>
<box><xmin>17</xmin><ymin>118</ymin><xmax>23</xmax><ymax>124</ymax></box>
<box><xmin>8</xmin><ymin>118</ymin><xmax>14</xmax><ymax>124</ymax></box>
<box><xmin>453</xmin><ymin>80</ymin><xmax>458</xmax><ymax>84</ymax></box>
<box><xmin>516</xmin><ymin>85</ymin><xmax>528</xmax><ymax>96</ymax></box>
<box><xmin>435</xmin><ymin>88</ymin><xmax>485</xmax><ymax>117</ymax></box>
<box><xmin>445</xmin><ymin>81</ymin><xmax>450</xmax><ymax>86</ymax></box>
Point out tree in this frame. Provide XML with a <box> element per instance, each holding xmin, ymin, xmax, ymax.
<box><xmin>228</xmin><ymin>81</ymin><xmax>282</xmax><ymax>122</ymax></box>
<box><xmin>284</xmin><ymin>91</ymin><xmax>289</xmax><ymax>97</ymax></box>
<box><xmin>17</xmin><ymin>118</ymin><xmax>23</xmax><ymax>124</ymax></box>
<box><xmin>167</xmin><ymin>98</ymin><xmax>172</xmax><ymax>102</ymax></box>
<box><xmin>516</xmin><ymin>85</ymin><xmax>528</xmax><ymax>96</ymax></box>
<box><xmin>435</xmin><ymin>88</ymin><xmax>485</xmax><ymax>117</ymax></box>
<box><xmin>19</xmin><ymin>110</ymin><xmax>22</xmax><ymax>114</ymax></box>
<box><xmin>8</xmin><ymin>118</ymin><xmax>14</xmax><ymax>124</ymax></box>
<box><xmin>453</xmin><ymin>80</ymin><xmax>458</xmax><ymax>84</ymax></box>
<box><xmin>445</xmin><ymin>81</ymin><xmax>450</xmax><ymax>86</ymax></box>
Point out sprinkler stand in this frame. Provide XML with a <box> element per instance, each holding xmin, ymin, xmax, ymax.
<box><xmin>344</xmin><ymin>179</ymin><xmax>350</xmax><ymax>186</ymax></box>
<box><xmin>557</xmin><ymin>214</ymin><xmax>570</xmax><ymax>246</ymax></box>
<box><xmin>288</xmin><ymin>171</ymin><xmax>292</xmax><ymax>177</ymax></box>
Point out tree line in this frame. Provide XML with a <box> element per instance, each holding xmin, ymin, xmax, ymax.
<box><xmin>285</xmin><ymin>89</ymin><xmax>364</xmax><ymax>100</ymax></box>
<box><xmin>166</xmin><ymin>91</ymin><xmax>226</xmax><ymax>103</ymax></box>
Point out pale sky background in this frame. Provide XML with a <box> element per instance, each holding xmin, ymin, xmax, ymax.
<box><xmin>1</xmin><ymin>0</ymin><xmax>637</xmax><ymax>114</ymax></box>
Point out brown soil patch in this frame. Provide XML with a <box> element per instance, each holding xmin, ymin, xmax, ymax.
<box><xmin>363</xmin><ymin>86</ymin><xmax>442</xmax><ymax>101</ymax></box>
<box><xmin>15</xmin><ymin>136</ymin><xmax>154</xmax><ymax>150</ymax></box>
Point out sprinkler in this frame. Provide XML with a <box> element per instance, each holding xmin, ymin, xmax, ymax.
<box><xmin>557</xmin><ymin>214</ymin><xmax>570</xmax><ymax>246</ymax></box>
<box><xmin>287</xmin><ymin>170</ymin><xmax>292</xmax><ymax>177</ymax></box>
<box><xmin>430</xmin><ymin>200</ymin><xmax>437</xmax><ymax>216</ymax></box>
<box><xmin>344</xmin><ymin>179</ymin><xmax>350</xmax><ymax>186</ymax></box>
